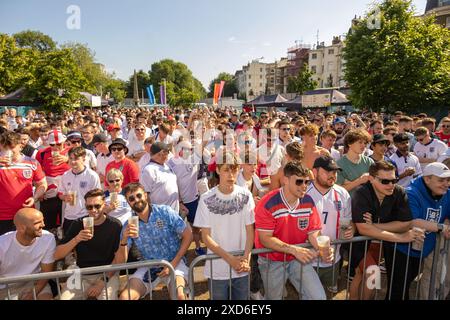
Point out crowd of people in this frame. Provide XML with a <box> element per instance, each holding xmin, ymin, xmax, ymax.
<box><xmin>0</xmin><ymin>105</ymin><xmax>449</xmax><ymax>300</ymax></box>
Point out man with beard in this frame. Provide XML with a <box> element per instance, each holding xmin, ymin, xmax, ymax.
<box><xmin>390</xmin><ymin>133</ymin><xmax>421</xmax><ymax>188</ymax></box>
<box><xmin>0</xmin><ymin>208</ymin><xmax>55</xmax><ymax>300</ymax></box>
<box><xmin>55</xmin><ymin>189</ymin><xmax>123</xmax><ymax>300</ymax></box>
<box><xmin>118</xmin><ymin>183</ymin><xmax>192</xmax><ymax>300</ymax></box>
<box><xmin>307</xmin><ymin>156</ymin><xmax>354</xmax><ymax>295</ymax></box>
<box><xmin>332</xmin><ymin>117</ymin><xmax>347</xmax><ymax>148</ymax></box>
<box><xmin>398</xmin><ymin>116</ymin><xmax>416</xmax><ymax>151</ymax></box>
<box><xmin>255</xmin><ymin>161</ymin><xmax>333</xmax><ymax>300</ymax></box>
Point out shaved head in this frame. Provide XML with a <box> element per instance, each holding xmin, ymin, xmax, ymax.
<box><xmin>14</xmin><ymin>208</ymin><xmax>43</xmax><ymax>228</ymax></box>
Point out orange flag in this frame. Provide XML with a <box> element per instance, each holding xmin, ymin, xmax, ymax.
<box><xmin>213</xmin><ymin>83</ymin><xmax>220</xmax><ymax>105</ymax></box>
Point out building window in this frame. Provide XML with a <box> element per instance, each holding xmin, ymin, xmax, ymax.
<box><xmin>260</xmin><ymin>68</ymin><xmax>263</xmax><ymax>72</ymax></box>
<box><xmin>312</xmin><ymin>53</ymin><xmax>317</xmax><ymax>59</ymax></box>
<box><xmin>248</xmin><ymin>83</ymin><xmax>252</xmax><ymax>88</ymax></box>
<box><xmin>260</xmin><ymin>75</ymin><xmax>263</xmax><ymax>79</ymax></box>
<box><xmin>328</xmin><ymin>49</ymin><xmax>335</xmax><ymax>55</ymax></box>
<box><xmin>311</xmin><ymin>66</ymin><xmax>317</xmax><ymax>74</ymax></box>
<box><xmin>248</xmin><ymin>75</ymin><xmax>251</xmax><ymax>79</ymax></box>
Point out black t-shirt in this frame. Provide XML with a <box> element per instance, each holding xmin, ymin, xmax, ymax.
<box><xmin>350</xmin><ymin>182</ymin><xmax>412</xmax><ymax>271</ymax></box>
<box><xmin>61</xmin><ymin>215</ymin><xmax>122</xmax><ymax>268</ymax></box>
<box><xmin>22</xmin><ymin>144</ymin><xmax>36</xmax><ymax>158</ymax></box>
<box><xmin>352</xmin><ymin>182</ymin><xmax>412</xmax><ymax>226</ymax></box>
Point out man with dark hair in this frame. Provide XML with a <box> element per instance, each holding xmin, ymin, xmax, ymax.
<box><xmin>414</xmin><ymin>127</ymin><xmax>447</xmax><ymax>171</ymax></box>
<box><xmin>55</xmin><ymin>189</ymin><xmax>123</xmax><ymax>300</ymax></box>
<box><xmin>255</xmin><ymin>161</ymin><xmax>332</xmax><ymax>300</ymax></box>
<box><xmin>390</xmin><ymin>133</ymin><xmax>421</xmax><ymax>188</ymax></box>
<box><xmin>350</xmin><ymin>160</ymin><xmax>422</xmax><ymax>300</ymax></box>
<box><xmin>118</xmin><ymin>183</ymin><xmax>192</xmax><ymax>300</ymax></box>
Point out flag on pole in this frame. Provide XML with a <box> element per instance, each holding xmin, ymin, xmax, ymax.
<box><xmin>218</xmin><ymin>81</ymin><xmax>225</xmax><ymax>100</ymax></box>
<box><xmin>146</xmin><ymin>85</ymin><xmax>155</xmax><ymax>105</ymax></box>
<box><xmin>213</xmin><ymin>83</ymin><xmax>220</xmax><ymax>105</ymax></box>
<box><xmin>160</xmin><ymin>85</ymin><xmax>166</xmax><ymax>105</ymax></box>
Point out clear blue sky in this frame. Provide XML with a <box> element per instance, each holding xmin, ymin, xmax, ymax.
<box><xmin>0</xmin><ymin>0</ymin><xmax>426</xmax><ymax>89</ymax></box>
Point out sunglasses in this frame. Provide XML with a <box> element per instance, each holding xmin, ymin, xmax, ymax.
<box><xmin>295</xmin><ymin>178</ymin><xmax>311</xmax><ymax>186</ymax></box>
<box><xmin>108</xmin><ymin>179</ymin><xmax>121</xmax><ymax>184</ymax></box>
<box><xmin>281</xmin><ymin>128</ymin><xmax>291</xmax><ymax>131</ymax></box>
<box><xmin>127</xmin><ymin>193</ymin><xmax>144</xmax><ymax>203</ymax></box>
<box><xmin>135</xmin><ymin>128</ymin><xmax>145</xmax><ymax>132</ymax></box>
<box><xmin>69</xmin><ymin>140</ymin><xmax>81</xmax><ymax>144</ymax></box>
<box><xmin>111</xmin><ymin>147</ymin><xmax>124</xmax><ymax>152</ymax></box>
<box><xmin>50</xmin><ymin>143</ymin><xmax>63</xmax><ymax>147</ymax></box>
<box><xmin>260</xmin><ymin>116</ymin><xmax>268</xmax><ymax>119</ymax></box>
<box><xmin>376</xmin><ymin>177</ymin><xmax>399</xmax><ymax>185</ymax></box>
<box><xmin>86</xmin><ymin>204</ymin><xmax>102</xmax><ymax>210</ymax></box>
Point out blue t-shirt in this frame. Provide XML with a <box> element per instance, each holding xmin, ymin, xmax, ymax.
<box><xmin>123</xmin><ymin>204</ymin><xmax>186</xmax><ymax>262</ymax></box>
<box><xmin>397</xmin><ymin>177</ymin><xmax>450</xmax><ymax>258</ymax></box>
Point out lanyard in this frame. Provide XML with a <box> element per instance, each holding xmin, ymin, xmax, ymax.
<box><xmin>334</xmin><ymin>189</ymin><xmax>341</xmax><ymax>239</ymax></box>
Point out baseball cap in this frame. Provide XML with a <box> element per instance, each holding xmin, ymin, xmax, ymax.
<box><xmin>92</xmin><ymin>133</ymin><xmax>108</xmax><ymax>144</ymax></box>
<box><xmin>372</xmin><ymin>134</ymin><xmax>390</xmax><ymax>145</ymax></box>
<box><xmin>47</xmin><ymin>130</ymin><xmax>66</xmax><ymax>145</ymax></box>
<box><xmin>66</xmin><ymin>131</ymin><xmax>82</xmax><ymax>141</ymax></box>
<box><xmin>313</xmin><ymin>155</ymin><xmax>342</xmax><ymax>171</ymax></box>
<box><xmin>423</xmin><ymin>163</ymin><xmax>450</xmax><ymax>178</ymax></box>
<box><xmin>150</xmin><ymin>142</ymin><xmax>170</xmax><ymax>155</ymax></box>
<box><xmin>108</xmin><ymin>138</ymin><xmax>129</xmax><ymax>155</ymax></box>
<box><xmin>107</xmin><ymin>123</ymin><xmax>121</xmax><ymax>132</ymax></box>
<box><xmin>333</xmin><ymin>117</ymin><xmax>347</xmax><ymax>125</ymax></box>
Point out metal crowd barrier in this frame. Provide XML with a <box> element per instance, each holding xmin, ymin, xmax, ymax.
<box><xmin>0</xmin><ymin>260</ymin><xmax>177</xmax><ymax>300</ymax></box>
<box><xmin>188</xmin><ymin>235</ymin><xmax>449</xmax><ymax>300</ymax></box>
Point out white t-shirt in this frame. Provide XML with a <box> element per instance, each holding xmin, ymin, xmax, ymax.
<box><xmin>140</xmin><ymin>161</ymin><xmax>179</xmax><ymax>212</ymax></box>
<box><xmin>0</xmin><ymin>231</ymin><xmax>56</xmax><ymax>288</ymax></box>
<box><xmin>105</xmin><ymin>193</ymin><xmax>132</xmax><ymax>226</ymax></box>
<box><xmin>330</xmin><ymin>148</ymin><xmax>341</xmax><ymax>162</ymax></box>
<box><xmin>413</xmin><ymin>139</ymin><xmax>448</xmax><ymax>171</ymax></box>
<box><xmin>390</xmin><ymin>151</ymin><xmax>422</xmax><ymax>188</ymax></box>
<box><xmin>84</xmin><ymin>149</ymin><xmax>98</xmax><ymax>171</ymax></box>
<box><xmin>306</xmin><ymin>183</ymin><xmax>351</xmax><ymax>268</ymax></box>
<box><xmin>137</xmin><ymin>153</ymin><xmax>151</xmax><ymax>171</ymax></box>
<box><xmin>256</xmin><ymin>143</ymin><xmax>285</xmax><ymax>176</ymax></box>
<box><xmin>128</xmin><ymin>138</ymin><xmax>145</xmax><ymax>157</ymax></box>
<box><xmin>60</xmin><ymin>167</ymin><xmax>102</xmax><ymax>221</ymax></box>
<box><xmin>193</xmin><ymin>185</ymin><xmax>255</xmax><ymax>280</ymax></box>
<box><xmin>236</xmin><ymin>171</ymin><xmax>264</xmax><ymax>195</ymax></box>
<box><xmin>167</xmin><ymin>157</ymin><xmax>199</xmax><ymax>204</ymax></box>
<box><xmin>96</xmin><ymin>153</ymin><xmax>114</xmax><ymax>178</ymax></box>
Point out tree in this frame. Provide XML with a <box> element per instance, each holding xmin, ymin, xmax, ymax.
<box><xmin>125</xmin><ymin>70</ymin><xmax>151</xmax><ymax>99</ymax></box>
<box><xmin>13</xmin><ymin>30</ymin><xmax>57</xmax><ymax>52</ymax></box>
<box><xmin>343</xmin><ymin>0</ymin><xmax>450</xmax><ymax>113</ymax></box>
<box><xmin>25</xmin><ymin>49</ymin><xmax>91</xmax><ymax>112</ymax></box>
<box><xmin>0</xmin><ymin>34</ymin><xmax>37</xmax><ymax>95</ymax></box>
<box><xmin>287</xmin><ymin>66</ymin><xmax>318</xmax><ymax>94</ymax></box>
<box><xmin>207</xmin><ymin>72</ymin><xmax>238</xmax><ymax>98</ymax></box>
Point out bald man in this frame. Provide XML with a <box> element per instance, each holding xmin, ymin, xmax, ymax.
<box><xmin>0</xmin><ymin>208</ymin><xmax>56</xmax><ymax>300</ymax></box>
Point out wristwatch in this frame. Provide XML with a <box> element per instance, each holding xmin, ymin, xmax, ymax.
<box><xmin>437</xmin><ymin>223</ymin><xmax>444</xmax><ymax>233</ymax></box>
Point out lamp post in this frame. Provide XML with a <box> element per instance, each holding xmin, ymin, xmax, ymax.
<box><xmin>162</xmin><ymin>78</ymin><xmax>167</xmax><ymax>107</ymax></box>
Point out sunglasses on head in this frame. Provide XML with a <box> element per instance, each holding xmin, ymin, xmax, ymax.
<box><xmin>295</xmin><ymin>178</ymin><xmax>311</xmax><ymax>186</ymax></box>
<box><xmin>127</xmin><ymin>193</ymin><xmax>144</xmax><ymax>203</ymax></box>
<box><xmin>111</xmin><ymin>147</ymin><xmax>124</xmax><ymax>152</ymax></box>
<box><xmin>376</xmin><ymin>177</ymin><xmax>399</xmax><ymax>185</ymax></box>
<box><xmin>86</xmin><ymin>204</ymin><xmax>102</xmax><ymax>210</ymax></box>
<box><xmin>108</xmin><ymin>179</ymin><xmax>121</xmax><ymax>184</ymax></box>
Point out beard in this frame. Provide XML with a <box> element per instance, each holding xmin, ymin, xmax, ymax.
<box><xmin>132</xmin><ymin>200</ymin><xmax>148</xmax><ymax>213</ymax></box>
<box><xmin>335</xmin><ymin>128</ymin><xmax>344</xmax><ymax>135</ymax></box>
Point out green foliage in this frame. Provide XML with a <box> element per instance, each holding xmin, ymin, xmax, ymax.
<box><xmin>207</xmin><ymin>72</ymin><xmax>238</xmax><ymax>98</ymax></box>
<box><xmin>287</xmin><ymin>66</ymin><xmax>318</xmax><ymax>94</ymax></box>
<box><xmin>13</xmin><ymin>30</ymin><xmax>57</xmax><ymax>52</ymax></box>
<box><xmin>343</xmin><ymin>0</ymin><xmax>450</xmax><ymax>113</ymax></box>
<box><xmin>24</xmin><ymin>49</ymin><xmax>90</xmax><ymax>112</ymax></box>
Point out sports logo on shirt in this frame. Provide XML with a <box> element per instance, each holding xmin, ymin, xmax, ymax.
<box><xmin>426</xmin><ymin>208</ymin><xmax>441</xmax><ymax>223</ymax></box>
<box><xmin>22</xmin><ymin>169</ymin><xmax>32</xmax><ymax>179</ymax></box>
<box><xmin>430</xmin><ymin>147</ymin><xmax>435</xmax><ymax>153</ymax></box>
<box><xmin>155</xmin><ymin>218</ymin><xmax>164</xmax><ymax>229</ymax></box>
<box><xmin>298</xmin><ymin>217</ymin><xmax>309</xmax><ymax>230</ymax></box>
<box><xmin>334</xmin><ymin>200</ymin><xmax>342</xmax><ymax>212</ymax></box>
<box><xmin>80</xmin><ymin>181</ymin><xmax>87</xmax><ymax>189</ymax></box>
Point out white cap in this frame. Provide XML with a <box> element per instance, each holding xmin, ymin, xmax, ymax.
<box><xmin>423</xmin><ymin>162</ymin><xmax>450</xmax><ymax>178</ymax></box>
<box><xmin>47</xmin><ymin>130</ymin><xmax>66</xmax><ymax>145</ymax></box>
